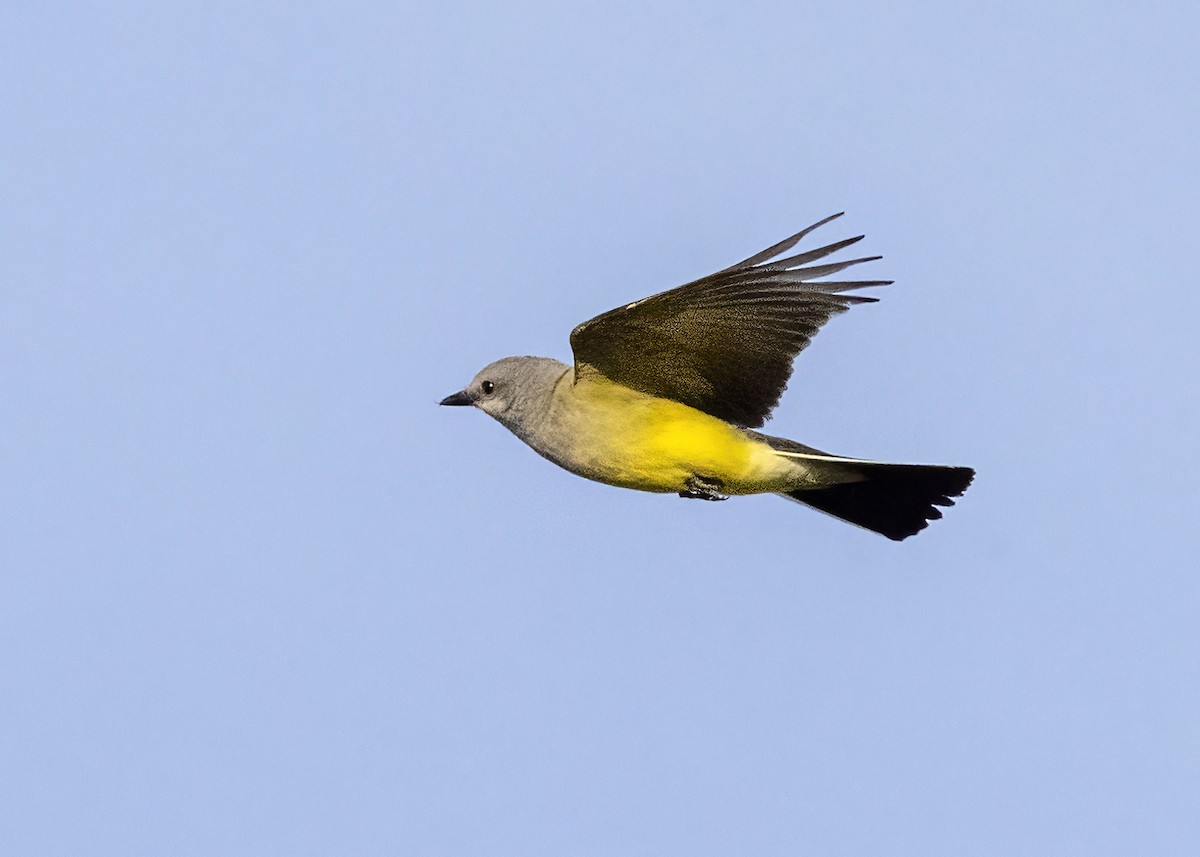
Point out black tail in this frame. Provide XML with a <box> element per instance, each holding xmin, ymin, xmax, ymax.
<box><xmin>747</xmin><ymin>432</ymin><xmax>974</xmax><ymax>541</ymax></box>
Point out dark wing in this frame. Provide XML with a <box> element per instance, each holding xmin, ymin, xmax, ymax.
<box><xmin>569</xmin><ymin>213</ymin><xmax>891</xmax><ymax>428</ymax></box>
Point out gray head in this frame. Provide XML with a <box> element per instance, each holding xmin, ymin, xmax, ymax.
<box><xmin>440</xmin><ymin>356</ymin><xmax>569</xmax><ymax>433</ymax></box>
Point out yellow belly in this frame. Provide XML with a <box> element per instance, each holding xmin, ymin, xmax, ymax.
<box><xmin>547</xmin><ymin>374</ymin><xmax>792</xmax><ymax>494</ymax></box>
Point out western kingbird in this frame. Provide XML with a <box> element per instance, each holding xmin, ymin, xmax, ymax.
<box><xmin>441</xmin><ymin>213</ymin><xmax>973</xmax><ymax>540</ymax></box>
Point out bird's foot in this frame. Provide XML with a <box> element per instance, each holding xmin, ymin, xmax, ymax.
<box><xmin>679</xmin><ymin>475</ymin><xmax>728</xmax><ymax>501</ymax></box>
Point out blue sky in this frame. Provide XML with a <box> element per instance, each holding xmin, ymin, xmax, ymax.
<box><xmin>3</xmin><ymin>1</ymin><xmax>1198</xmax><ymax>854</ymax></box>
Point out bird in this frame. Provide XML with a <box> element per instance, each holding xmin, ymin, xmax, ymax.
<box><xmin>440</xmin><ymin>213</ymin><xmax>973</xmax><ymax>540</ymax></box>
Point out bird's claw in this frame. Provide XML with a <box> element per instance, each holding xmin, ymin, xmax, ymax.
<box><xmin>679</xmin><ymin>475</ymin><xmax>728</xmax><ymax>501</ymax></box>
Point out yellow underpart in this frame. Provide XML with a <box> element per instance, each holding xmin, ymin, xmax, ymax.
<box><xmin>546</xmin><ymin>373</ymin><xmax>796</xmax><ymax>494</ymax></box>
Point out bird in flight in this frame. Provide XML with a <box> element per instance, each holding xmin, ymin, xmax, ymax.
<box><xmin>441</xmin><ymin>213</ymin><xmax>973</xmax><ymax>540</ymax></box>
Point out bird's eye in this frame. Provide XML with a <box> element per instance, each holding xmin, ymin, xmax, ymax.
<box><xmin>481</xmin><ymin>380</ymin><xmax>495</xmax><ymax>395</ymax></box>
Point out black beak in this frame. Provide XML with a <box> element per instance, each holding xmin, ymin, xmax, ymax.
<box><xmin>439</xmin><ymin>390</ymin><xmax>474</xmax><ymax>407</ymax></box>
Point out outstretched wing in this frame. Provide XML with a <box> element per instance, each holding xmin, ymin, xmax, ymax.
<box><xmin>569</xmin><ymin>213</ymin><xmax>890</xmax><ymax>428</ymax></box>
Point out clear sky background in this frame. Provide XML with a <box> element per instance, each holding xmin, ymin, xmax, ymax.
<box><xmin>3</xmin><ymin>1</ymin><xmax>1198</xmax><ymax>854</ymax></box>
